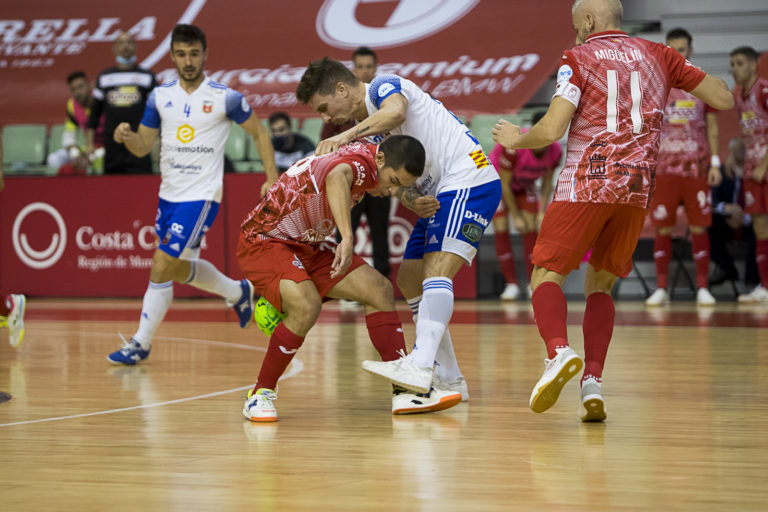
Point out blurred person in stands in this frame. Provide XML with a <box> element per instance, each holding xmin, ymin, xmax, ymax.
<box><xmin>730</xmin><ymin>46</ymin><xmax>768</xmax><ymax>303</ymax></box>
<box><xmin>0</xmin><ymin>137</ymin><xmax>27</xmax><ymax>348</ymax></box>
<box><xmin>268</xmin><ymin>112</ymin><xmax>315</xmax><ymax>173</ymax></box>
<box><xmin>645</xmin><ymin>28</ymin><xmax>722</xmax><ymax>307</ymax></box>
<box><xmin>105</xmin><ymin>24</ymin><xmax>278</xmax><ymax>365</ymax></box>
<box><xmin>709</xmin><ymin>138</ymin><xmax>760</xmax><ymax>292</ymax></box>
<box><xmin>492</xmin><ymin>0</ymin><xmax>733</xmax><ymax>421</ymax></box>
<box><xmin>489</xmin><ymin>110</ymin><xmax>561</xmax><ymax>300</ymax></box>
<box><xmin>47</xmin><ymin>71</ymin><xmax>106</xmax><ymax>175</ymax></box>
<box><xmin>86</xmin><ymin>32</ymin><xmax>157</xmax><ymax>174</ymax></box>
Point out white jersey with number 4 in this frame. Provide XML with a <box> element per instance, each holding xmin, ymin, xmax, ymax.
<box><xmin>141</xmin><ymin>75</ymin><xmax>252</xmax><ymax>202</ymax></box>
<box><xmin>364</xmin><ymin>74</ymin><xmax>498</xmax><ymax>196</ymax></box>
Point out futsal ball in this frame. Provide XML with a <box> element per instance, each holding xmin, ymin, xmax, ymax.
<box><xmin>254</xmin><ymin>297</ymin><xmax>286</xmax><ymax>336</ymax></box>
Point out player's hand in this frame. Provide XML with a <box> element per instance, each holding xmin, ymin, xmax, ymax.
<box><xmin>512</xmin><ymin>213</ymin><xmax>527</xmax><ymax>233</ymax></box>
<box><xmin>260</xmin><ymin>177</ymin><xmax>276</xmax><ymax>198</ymax></box>
<box><xmin>413</xmin><ymin>195</ymin><xmax>440</xmax><ymax>218</ymax></box>
<box><xmin>330</xmin><ymin>237</ymin><xmax>353</xmax><ymax>279</ymax></box>
<box><xmin>114</xmin><ymin>122</ymin><xmax>132</xmax><ymax>144</ymax></box>
<box><xmin>753</xmin><ymin>163</ymin><xmax>768</xmax><ymax>184</ymax></box>
<box><xmin>315</xmin><ymin>135</ymin><xmax>346</xmax><ymax>156</ymax></box>
<box><xmin>492</xmin><ymin>119</ymin><xmax>522</xmax><ymax>149</ymax></box>
<box><xmin>708</xmin><ymin>166</ymin><xmax>723</xmax><ymax>187</ymax></box>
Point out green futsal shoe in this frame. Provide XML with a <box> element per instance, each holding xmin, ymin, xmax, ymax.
<box><xmin>253</xmin><ymin>297</ymin><xmax>286</xmax><ymax>336</ymax></box>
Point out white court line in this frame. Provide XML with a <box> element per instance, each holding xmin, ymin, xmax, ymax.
<box><xmin>0</xmin><ymin>329</ymin><xmax>303</xmax><ymax>428</ymax></box>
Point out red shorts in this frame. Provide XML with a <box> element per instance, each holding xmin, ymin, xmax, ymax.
<box><xmin>236</xmin><ymin>233</ymin><xmax>367</xmax><ymax>313</ymax></box>
<box><xmin>649</xmin><ymin>175</ymin><xmax>711</xmax><ymax>228</ymax></box>
<box><xmin>744</xmin><ymin>180</ymin><xmax>768</xmax><ymax>216</ymax></box>
<box><xmin>494</xmin><ymin>188</ymin><xmax>539</xmax><ymax>218</ymax></box>
<box><xmin>533</xmin><ymin>201</ymin><xmax>646</xmax><ymax>278</ymax></box>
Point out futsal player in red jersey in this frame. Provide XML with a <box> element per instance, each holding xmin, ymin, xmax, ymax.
<box><xmin>238</xmin><ymin>135</ymin><xmax>461</xmax><ymax>421</ymax></box>
<box><xmin>730</xmin><ymin>46</ymin><xmax>768</xmax><ymax>303</ymax></box>
<box><xmin>489</xmin><ymin>111</ymin><xmax>562</xmax><ymax>300</ymax></box>
<box><xmin>646</xmin><ymin>28</ymin><xmax>723</xmax><ymax>307</ymax></box>
<box><xmin>492</xmin><ymin>0</ymin><xmax>733</xmax><ymax>421</ymax></box>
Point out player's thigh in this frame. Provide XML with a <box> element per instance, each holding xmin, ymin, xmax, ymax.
<box><xmin>589</xmin><ymin>205</ymin><xmax>646</xmax><ymax>278</ymax></box>
<box><xmin>753</xmin><ymin>213</ymin><xmax>768</xmax><ymax>238</ymax></box>
<box><xmin>422</xmin><ymin>251</ymin><xmax>466</xmax><ymax>280</ymax></box>
<box><xmin>680</xmin><ymin>177</ymin><xmax>712</xmax><ymax>228</ymax></box>
<box><xmin>649</xmin><ymin>175</ymin><xmax>682</xmax><ymax>229</ymax></box>
<box><xmin>519</xmin><ymin>210</ymin><xmax>537</xmax><ymax>233</ymax></box>
<box><xmin>326</xmin><ymin>264</ymin><xmax>394</xmax><ymax>310</ymax></box>
<box><xmin>532</xmin><ymin>202</ymin><xmax>608</xmax><ymax>275</ymax></box>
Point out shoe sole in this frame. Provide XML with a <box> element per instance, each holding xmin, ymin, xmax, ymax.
<box><xmin>106</xmin><ymin>356</ymin><xmax>138</xmax><ymax>366</ymax></box>
<box><xmin>581</xmin><ymin>396</ymin><xmax>607</xmax><ymax>422</ymax></box>
<box><xmin>245</xmin><ymin>415</ymin><xmax>278</xmax><ymax>423</ymax></box>
<box><xmin>362</xmin><ymin>363</ymin><xmax>431</xmax><ymax>394</ymax></box>
<box><xmin>529</xmin><ymin>356</ymin><xmax>583</xmax><ymax>413</ymax></box>
<box><xmin>393</xmin><ymin>393</ymin><xmax>462</xmax><ymax>415</ymax></box>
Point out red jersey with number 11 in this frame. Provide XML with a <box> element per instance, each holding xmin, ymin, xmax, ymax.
<box><xmin>552</xmin><ymin>30</ymin><xmax>706</xmax><ymax>207</ymax></box>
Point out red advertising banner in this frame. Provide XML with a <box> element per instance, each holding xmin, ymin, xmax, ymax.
<box><xmin>1</xmin><ymin>174</ymin><xmax>476</xmax><ymax>298</ymax></box>
<box><xmin>1</xmin><ymin>0</ymin><xmax>575</xmax><ymax>125</ymax></box>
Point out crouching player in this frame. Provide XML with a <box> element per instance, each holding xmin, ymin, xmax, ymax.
<box><xmin>238</xmin><ymin>135</ymin><xmax>462</xmax><ymax>421</ymax></box>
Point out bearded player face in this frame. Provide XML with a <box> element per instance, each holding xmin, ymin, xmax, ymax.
<box><xmin>171</xmin><ymin>40</ymin><xmax>208</xmax><ymax>84</ymax></box>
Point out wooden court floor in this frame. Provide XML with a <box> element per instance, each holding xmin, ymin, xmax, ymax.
<box><xmin>1</xmin><ymin>298</ymin><xmax>767</xmax><ymax>511</ymax></box>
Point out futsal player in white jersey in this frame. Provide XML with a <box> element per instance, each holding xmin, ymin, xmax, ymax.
<box><xmin>107</xmin><ymin>24</ymin><xmax>279</xmax><ymax>365</ymax></box>
<box><xmin>297</xmin><ymin>58</ymin><xmax>501</xmax><ymax>396</ymax></box>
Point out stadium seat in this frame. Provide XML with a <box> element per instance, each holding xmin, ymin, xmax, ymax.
<box><xmin>2</xmin><ymin>124</ymin><xmax>48</xmax><ymax>174</ymax></box>
<box><xmin>469</xmin><ymin>114</ymin><xmax>523</xmax><ymax>154</ymax></box>
<box><xmin>300</xmin><ymin>117</ymin><xmax>324</xmax><ymax>145</ymax></box>
<box><xmin>234</xmin><ymin>160</ymin><xmax>264</xmax><ymax>173</ymax></box>
<box><xmin>225</xmin><ymin>123</ymin><xmax>248</xmax><ymax>162</ymax></box>
<box><xmin>48</xmin><ymin>124</ymin><xmax>86</xmax><ymax>155</ymax></box>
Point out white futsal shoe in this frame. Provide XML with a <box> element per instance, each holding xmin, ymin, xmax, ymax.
<box><xmin>645</xmin><ymin>288</ymin><xmax>669</xmax><ymax>306</ymax></box>
<box><xmin>4</xmin><ymin>294</ymin><xmax>26</xmax><ymax>348</ymax></box>
<box><xmin>362</xmin><ymin>352</ymin><xmax>432</xmax><ymax>394</ymax></box>
<box><xmin>243</xmin><ymin>388</ymin><xmax>278</xmax><ymax>422</ymax></box>
<box><xmin>529</xmin><ymin>347</ymin><xmax>583</xmax><ymax>413</ymax></box>
<box><xmin>500</xmin><ymin>283</ymin><xmax>520</xmax><ymax>301</ymax></box>
<box><xmin>433</xmin><ymin>375</ymin><xmax>469</xmax><ymax>402</ymax></box>
<box><xmin>738</xmin><ymin>285</ymin><xmax>768</xmax><ymax>304</ymax></box>
<box><xmin>696</xmin><ymin>288</ymin><xmax>716</xmax><ymax>306</ymax></box>
<box><xmin>580</xmin><ymin>376</ymin><xmax>607</xmax><ymax>422</ymax></box>
<box><xmin>392</xmin><ymin>385</ymin><xmax>462</xmax><ymax>415</ymax></box>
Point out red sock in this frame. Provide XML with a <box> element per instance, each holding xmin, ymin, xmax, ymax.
<box><xmin>582</xmin><ymin>292</ymin><xmax>614</xmax><ymax>382</ymax></box>
<box><xmin>0</xmin><ymin>295</ymin><xmax>10</xmax><ymax>317</ymax></box>
<box><xmin>365</xmin><ymin>311</ymin><xmax>406</xmax><ymax>361</ymax></box>
<box><xmin>523</xmin><ymin>232</ymin><xmax>538</xmax><ymax>278</ymax></box>
<box><xmin>757</xmin><ymin>240</ymin><xmax>768</xmax><ymax>289</ymax></box>
<box><xmin>254</xmin><ymin>323</ymin><xmax>305</xmax><ymax>392</ymax></box>
<box><xmin>691</xmin><ymin>232</ymin><xmax>710</xmax><ymax>289</ymax></box>
<box><xmin>654</xmin><ymin>235</ymin><xmax>672</xmax><ymax>289</ymax></box>
<box><xmin>494</xmin><ymin>231</ymin><xmax>517</xmax><ymax>284</ymax></box>
<box><xmin>531</xmin><ymin>281</ymin><xmax>569</xmax><ymax>359</ymax></box>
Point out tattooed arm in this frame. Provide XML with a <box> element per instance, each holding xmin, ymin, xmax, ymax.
<box><xmin>396</xmin><ymin>186</ymin><xmax>440</xmax><ymax>218</ymax></box>
<box><xmin>315</xmin><ymin>93</ymin><xmax>408</xmax><ymax>155</ymax></box>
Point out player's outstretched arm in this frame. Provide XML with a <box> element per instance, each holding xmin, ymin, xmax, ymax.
<box><xmin>114</xmin><ymin>123</ymin><xmax>158</xmax><ymax>158</ymax></box>
<box><xmin>690</xmin><ymin>75</ymin><xmax>734</xmax><ymax>111</ymax></box>
<box><xmin>494</xmin><ymin>97</ymin><xmax>575</xmax><ymax>151</ymax></box>
<box><xmin>241</xmin><ymin>112</ymin><xmax>279</xmax><ymax>196</ymax></box>
<box><xmin>325</xmin><ymin>164</ymin><xmax>355</xmax><ymax>278</ymax></box>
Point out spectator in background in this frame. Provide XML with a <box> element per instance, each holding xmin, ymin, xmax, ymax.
<box><xmin>86</xmin><ymin>32</ymin><xmax>157</xmax><ymax>174</ymax></box>
<box><xmin>489</xmin><ymin>111</ymin><xmax>561</xmax><ymax>301</ymax></box>
<box><xmin>709</xmin><ymin>138</ymin><xmax>760</xmax><ymax>291</ymax></box>
<box><xmin>730</xmin><ymin>45</ymin><xmax>768</xmax><ymax>303</ymax></box>
<box><xmin>268</xmin><ymin>112</ymin><xmax>315</xmax><ymax>173</ymax></box>
<box><xmin>47</xmin><ymin>71</ymin><xmax>106</xmax><ymax>175</ymax></box>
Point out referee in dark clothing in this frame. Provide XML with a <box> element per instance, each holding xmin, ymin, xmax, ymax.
<box><xmin>86</xmin><ymin>32</ymin><xmax>157</xmax><ymax>174</ymax></box>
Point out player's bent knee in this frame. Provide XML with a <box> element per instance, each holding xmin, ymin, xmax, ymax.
<box><xmin>283</xmin><ymin>294</ymin><xmax>322</xmax><ymax>331</ymax></box>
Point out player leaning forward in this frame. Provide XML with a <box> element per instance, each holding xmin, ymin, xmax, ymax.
<box><xmin>107</xmin><ymin>24</ymin><xmax>279</xmax><ymax>364</ymax></box>
<box><xmin>239</xmin><ymin>136</ymin><xmax>465</xmax><ymax>421</ymax></box>
<box><xmin>297</xmin><ymin>58</ymin><xmax>501</xmax><ymax>398</ymax></box>
<box><xmin>492</xmin><ymin>0</ymin><xmax>733</xmax><ymax>421</ymax></box>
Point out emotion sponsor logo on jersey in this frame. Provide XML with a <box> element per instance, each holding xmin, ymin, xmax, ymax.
<box><xmin>177</xmin><ymin>124</ymin><xmax>195</xmax><ymax>143</ymax></box>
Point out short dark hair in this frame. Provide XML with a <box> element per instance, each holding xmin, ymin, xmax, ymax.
<box><xmin>296</xmin><ymin>57</ymin><xmax>359</xmax><ymax>104</ymax></box>
<box><xmin>67</xmin><ymin>70</ymin><xmax>87</xmax><ymax>84</ymax></box>
<box><xmin>171</xmin><ymin>24</ymin><xmax>207</xmax><ymax>51</ymax></box>
<box><xmin>730</xmin><ymin>46</ymin><xmax>760</xmax><ymax>62</ymax></box>
<box><xmin>531</xmin><ymin>111</ymin><xmax>546</xmax><ymax>125</ymax></box>
<box><xmin>352</xmin><ymin>46</ymin><xmax>377</xmax><ymax>64</ymax></box>
<box><xmin>666</xmin><ymin>28</ymin><xmax>692</xmax><ymax>45</ymax></box>
<box><xmin>379</xmin><ymin>135</ymin><xmax>426</xmax><ymax>178</ymax></box>
<box><xmin>268</xmin><ymin>111</ymin><xmax>291</xmax><ymax>127</ymax></box>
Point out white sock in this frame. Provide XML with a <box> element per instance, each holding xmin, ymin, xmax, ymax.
<box><xmin>184</xmin><ymin>259</ymin><xmax>242</xmax><ymax>304</ymax></box>
<box><xmin>407</xmin><ymin>293</ymin><xmax>462</xmax><ymax>381</ymax></box>
<box><xmin>133</xmin><ymin>281</ymin><xmax>173</xmax><ymax>348</ymax></box>
<box><xmin>408</xmin><ymin>278</ymin><xmax>454</xmax><ymax>369</ymax></box>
